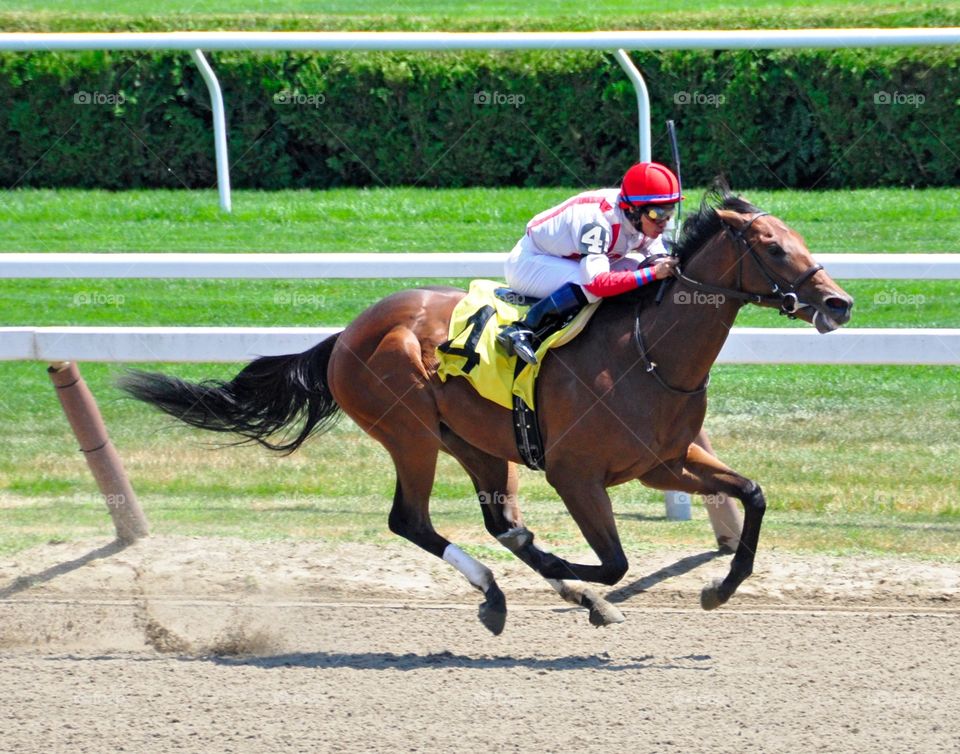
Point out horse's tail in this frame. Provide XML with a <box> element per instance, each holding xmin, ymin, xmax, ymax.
<box><xmin>118</xmin><ymin>334</ymin><xmax>342</xmax><ymax>454</ymax></box>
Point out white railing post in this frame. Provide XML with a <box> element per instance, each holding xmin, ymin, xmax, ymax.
<box><xmin>189</xmin><ymin>49</ymin><xmax>232</xmax><ymax>213</ymax></box>
<box><xmin>613</xmin><ymin>49</ymin><xmax>651</xmax><ymax>162</ymax></box>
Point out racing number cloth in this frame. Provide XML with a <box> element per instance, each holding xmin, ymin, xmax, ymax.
<box><xmin>436</xmin><ymin>280</ymin><xmax>598</xmax><ymax>411</ymax></box>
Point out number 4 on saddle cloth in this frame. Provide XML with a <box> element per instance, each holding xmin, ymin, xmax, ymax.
<box><xmin>436</xmin><ymin>280</ymin><xmax>600</xmax><ymax>470</ymax></box>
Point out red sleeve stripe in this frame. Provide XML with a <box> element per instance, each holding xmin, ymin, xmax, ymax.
<box><xmin>583</xmin><ymin>267</ymin><xmax>659</xmax><ymax>298</ymax></box>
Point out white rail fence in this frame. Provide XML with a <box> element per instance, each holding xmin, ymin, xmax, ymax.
<box><xmin>2</xmin><ymin>251</ymin><xmax>955</xmax><ymax>539</ymax></box>
<box><xmin>3</xmin><ymin>326</ymin><xmax>959</xmax><ymax>366</ymax></box>
<box><xmin>2</xmin><ymin>253</ymin><xmax>958</xmax><ymax>364</ymax></box>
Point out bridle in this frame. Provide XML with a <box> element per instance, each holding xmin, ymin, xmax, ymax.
<box><xmin>675</xmin><ymin>212</ymin><xmax>823</xmax><ymax>317</ymax></box>
<box><xmin>634</xmin><ymin>211</ymin><xmax>823</xmax><ymax>396</ymax></box>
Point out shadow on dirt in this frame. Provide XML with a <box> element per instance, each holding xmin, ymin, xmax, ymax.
<box><xmin>0</xmin><ymin>540</ymin><xmax>129</xmax><ymax>599</ymax></box>
<box><xmin>605</xmin><ymin>549</ymin><xmax>727</xmax><ymax>604</ymax></box>
<box><xmin>202</xmin><ymin>649</ymin><xmax>713</xmax><ymax>672</ymax></box>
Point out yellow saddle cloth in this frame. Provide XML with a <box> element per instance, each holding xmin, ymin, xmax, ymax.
<box><xmin>436</xmin><ymin>280</ymin><xmax>599</xmax><ymax>410</ymax></box>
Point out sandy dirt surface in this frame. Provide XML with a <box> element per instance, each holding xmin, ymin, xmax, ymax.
<box><xmin>1</xmin><ymin>536</ymin><xmax>959</xmax><ymax>753</ymax></box>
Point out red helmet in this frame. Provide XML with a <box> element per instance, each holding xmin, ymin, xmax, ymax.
<box><xmin>618</xmin><ymin>162</ymin><xmax>684</xmax><ymax>209</ymax></box>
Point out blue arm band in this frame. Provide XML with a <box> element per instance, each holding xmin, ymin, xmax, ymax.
<box><xmin>634</xmin><ymin>267</ymin><xmax>656</xmax><ymax>287</ymax></box>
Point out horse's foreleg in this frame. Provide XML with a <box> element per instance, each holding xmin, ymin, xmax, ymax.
<box><xmin>534</xmin><ymin>470</ymin><xmax>631</xmax><ymax>587</ymax></box>
<box><xmin>441</xmin><ymin>430</ymin><xmax>623</xmax><ymax>627</ymax></box>
<box><xmin>639</xmin><ymin>443</ymin><xmax>766</xmax><ymax>610</ymax></box>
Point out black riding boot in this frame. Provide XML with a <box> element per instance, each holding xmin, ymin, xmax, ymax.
<box><xmin>496</xmin><ymin>283</ymin><xmax>589</xmax><ymax>365</ymax></box>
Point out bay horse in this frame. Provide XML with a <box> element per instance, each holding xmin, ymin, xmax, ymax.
<box><xmin>121</xmin><ymin>187</ymin><xmax>853</xmax><ymax>635</ymax></box>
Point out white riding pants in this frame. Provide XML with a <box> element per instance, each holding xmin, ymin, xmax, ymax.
<box><xmin>504</xmin><ymin>235</ymin><xmax>641</xmax><ymax>303</ymax></box>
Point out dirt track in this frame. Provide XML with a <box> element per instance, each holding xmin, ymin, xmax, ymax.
<box><xmin>1</xmin><ymin>537</ymin><xmax>959</xmax><ymax>753</ymax></box>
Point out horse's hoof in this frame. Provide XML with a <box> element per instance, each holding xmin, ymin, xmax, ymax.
<box><xmin>478</xmin><ymin>586</ymin><xmax>507</xmax><ymax>635</ymax></box>
<box><xmin>700</xmin><ymin>578</ymin><xmax>727</xmax><ymax>611</ymax></box>
<box><xmin>496</xmin><ymin>526</ymin><xmax>532</xmax><ymax>552</ymax></box>
<box><xmin>581</xmin><ymin>589</ymin><xmax>626</xmax><ymax>627</ymax></box>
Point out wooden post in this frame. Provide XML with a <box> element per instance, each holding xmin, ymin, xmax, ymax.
<box><xmin>48</xmin><ymin>362</ymin><xmax>149</xmax><ymax>543</ymax></box>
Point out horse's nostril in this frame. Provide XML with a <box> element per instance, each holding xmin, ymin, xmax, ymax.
<box><xmin>826</xmin><ymin>296</ymin><xmax>851</xmax><ymax>313</ymax></box>
<box><xmin>825</xmin><ymin>296</ymin><xmax>852</xmax><ymax>322</ymax></box>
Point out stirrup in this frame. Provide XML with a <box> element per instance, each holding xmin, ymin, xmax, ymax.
<box><xmin>497</xmin><ymin>325</ymin><xmax>539</xmax><ymax>365</ymax></box>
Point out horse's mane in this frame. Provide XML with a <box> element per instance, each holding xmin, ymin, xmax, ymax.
<box><xmin>605</xmin><ymin>179</ymin><xmax>763</xmax><ymax>309</ymax></box>
<box><xmin>673</xmin><ymin>179</ymin><xmax>764</xmax><ymax>265</ymax></box>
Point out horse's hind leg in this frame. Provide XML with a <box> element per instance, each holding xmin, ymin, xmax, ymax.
<box><xmin>383</xmin><ymin>438</ymin><xmax>508</xmax><ymax>635</ymax></box>
<box><xmin>441</xmin><ymin>429</ymin><xmax>624</xmax><ymax>627</ymax></box>
<box><xmin>332</xmin><ymin>330</ymin><xmax>507</xmax><ymax>634</ymax></box>
<box><xmin>638</xmin><ymin>442</ymin><xmax>766</xmax><ymax>611</ymax></box>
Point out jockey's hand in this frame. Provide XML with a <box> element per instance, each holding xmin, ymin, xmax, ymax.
<box><xmin>652</xmin><ymin>257</ymin><xmax>679</xmax><ymax>280</ymax></box>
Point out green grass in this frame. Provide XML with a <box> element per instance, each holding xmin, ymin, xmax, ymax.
<box><xmin>2</xmin><ymin>187</ymin><xmax>958</xmax><ymax>253</ymax></box>
<box><xmin>0</xmin><ymin>362</ymin><xmax>957</xmax><ymax>561</ymax></box>
<box><xmin>1</xmin><ymin>0</ymin><xmax>954</xmax><ymax>18</ymax></box>
<box><xmin>4</xmin><ymin>278</ymin><xmax>957</xmax><ymax>329</ymax></box>
<box><xmin>0</xmin><ymin>187</ymin><xmax>958</xmax><ymax>560</ymax></box>
<box><xmin>1</xmin><ymin>2</ymin><xmax>958</xmax><ymax>36</ymax></box>
<box><xmin>2</xmin><ymin>187</ymin><xmax>958</xmax><ymax>329</ymax></box>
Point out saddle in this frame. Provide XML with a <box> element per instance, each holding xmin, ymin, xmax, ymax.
<box><xmin>436</xmin><ymin>280</ymin><xmax>599</xmax><ymax>470</ymax></box>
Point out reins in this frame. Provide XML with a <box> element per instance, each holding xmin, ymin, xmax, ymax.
<box><xmin>633</xmin><ymin>316</ymin><xmax>709</xmax><ymax>396</ymax></box>
<box><xmin>635</xmin><ymin>210</ymin><xmax>823</xmax><ymax>395</ymax></box>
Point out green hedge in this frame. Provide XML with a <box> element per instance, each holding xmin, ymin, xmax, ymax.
<box><xmin>1</xmin><ymin>47</ymin><xmax>957</xmax><ymax>189</ymax></box>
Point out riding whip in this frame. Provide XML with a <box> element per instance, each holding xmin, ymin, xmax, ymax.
<box><xmin>666</xmin><ymin>118</ymin><xmax>683</xmax><ymax>246</ymax></box>
<box><xmin>656</xmin><ymin>120</ymin><xmax>683</xmax><ymax>305</ymax></box>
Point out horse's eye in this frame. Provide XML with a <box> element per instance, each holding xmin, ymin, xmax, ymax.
<box><xmin>768</xmin><ymin>244</ymin><xmax>785</xmax><ymax>258</ymax></box>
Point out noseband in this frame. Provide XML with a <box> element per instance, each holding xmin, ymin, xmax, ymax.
<box><xmin>634</xmin><ymin>211</ymin><xmax>823</xmax><ymax>396</ymax></box>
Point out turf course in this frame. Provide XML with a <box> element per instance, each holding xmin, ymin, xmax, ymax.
<box><xmin>1</xmin><ymin>187</ymin><xmax>958</xmax><ymax>561</ymax></box>
<box><xmin>3</xmin><ymin>0</ymin><xmax>951</xmax><ymax>19</ymax></box>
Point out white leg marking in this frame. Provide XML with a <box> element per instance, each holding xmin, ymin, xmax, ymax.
<box><xmin>443</xmin><ymin>544</ymin><xmax>493</xmax><ymax>592</ymax></box>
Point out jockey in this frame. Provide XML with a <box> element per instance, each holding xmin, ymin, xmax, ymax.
<box><xmin>497</xmin><ymin>161</ymin><xmax>683</xmax><ymax>365</ymax></box>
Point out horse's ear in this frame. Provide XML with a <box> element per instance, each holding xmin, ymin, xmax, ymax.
<box><xmin>715</xmin><ymin>209</ymin><xmax>748</xmax><ymax>230</ymax></box>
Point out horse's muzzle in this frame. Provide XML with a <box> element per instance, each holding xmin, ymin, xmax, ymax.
<box><xmin>813</xmin><ymin>293</ymin><xmax>854</xmax><ymax>333</ymax></box>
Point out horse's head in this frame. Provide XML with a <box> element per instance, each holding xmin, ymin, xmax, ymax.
<box><xmin>714</xmin><ymin>209</ymin><xmax>853</xmax><ymax>332</ymax></box>
<box><xmin>675</xmin><ymin>188</ymin><xmax>853</xmax><ymax>333</ymax></box>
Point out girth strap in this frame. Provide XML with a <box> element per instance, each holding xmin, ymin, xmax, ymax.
<box><xmin>512</xmin><ymin>395</ymin><xmax>545</xmax><ymax>471</ymax></box>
